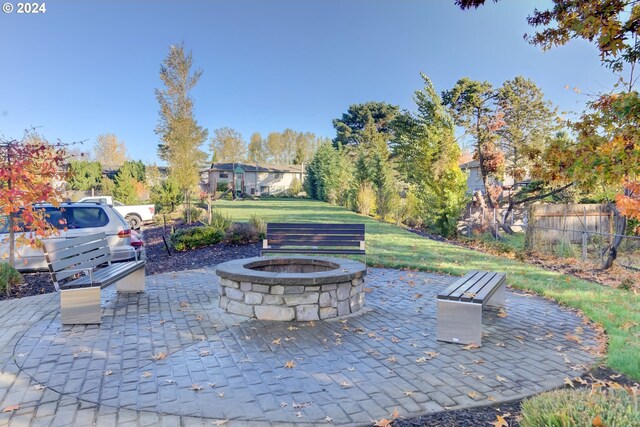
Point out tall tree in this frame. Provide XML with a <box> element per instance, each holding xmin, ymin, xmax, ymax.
<box><xmin>94</xmin><ymin>133</ymin><xmax>127</xmax><ymax>170</ymax></box>
<box><xmin>332</xmin><ymin>102</ymin><xmax>399</xmax><ymax>149</ymax></box>
<box><xmin>443</xmin><ymin>78</ymin><xmax>503</xmax><ymax>208</ymax></box>
<box><xmin>154</xmin><ymin>43</ymin><xmax>208</xmax><ymax>220</ymax></box>
<box><xmin>210</xmin><ymin>127</ymin><xmax>246</xmax><ymax>163</ymax></box>
<box><xmin>66</xmin><ymin>160</ymin><xmax>103</xmax><ymax>191</ymax></box>
<box><xmin>393</xmin><ymin>74</ymin><xmax>468</xmax><ymax>237</ymax></box>
<box><xmin>247</xmin><ymin>132</ymin><xmax>265</xmax><ymax>163</ymax></box>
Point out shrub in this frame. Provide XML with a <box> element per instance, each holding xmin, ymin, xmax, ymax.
<box><xmin>207</xmin><ymin>209</ymin><xmax>233</xmax><ymax>230</ymax></box>
<box><xmin>225</xmin><ymin>223</ymin><xmax>260</xmax><ymax>245</ymax></box>
<box><xmin>521</xmin><ymin>388</ymin><xmax>639</xmax><ymax>427</ymax></box>
<box><xmin>171</xmin><ymin>226</ymin><xmax>224</xmax><ymax>251</ymax></box>
<box><xmin>0</xmin><ymin>262</ymin><xmax>23</xmax><ymax>294</ymax></box>
<box><xmin>249</xmin><ymin>214</ymin><xmax>267</xmax><ymax>239</ymax></box>
<box><xmin>182</xmin><ymin>207</ymin><xmax>205</xmax><ymax>224</ymax></box>
<box><xmin>288</xmin><ymin>178</ymin><xmax>303</xmax><ymax>197</ymax></box>
<box><xmin>355</xmin><ymin>182</ymin><xmax>376</xmax><ymax>216</ymax></box>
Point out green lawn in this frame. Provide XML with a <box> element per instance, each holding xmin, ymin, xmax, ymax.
<box><xmin>214</xmin><ymin>198</ymin><xmax>640</xmax><ymax>379</ymax></box>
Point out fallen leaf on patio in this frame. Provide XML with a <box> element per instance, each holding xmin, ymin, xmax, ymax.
<box><xmin>364</xmin><ymin>287</ymin><xmax>373</xmax><ymax>293</ymax></box>
<box><xmin>386</xmin><ymin>355</ymin><xmax>397</xmax><ymax>363</ymax></box>
<box><xmin>610</xmin><ymin>374</ymin><xmax>622</xmax><ymax>379</ymax></box>
<box><xmin>104</xmin><ymin>370</ymin><xmax>113</xmax><ymax>376</ymax></box>
<box><xmin>565</xmin><ymin>334</ymin><xmax>582</xmax><ymax>344</ymax></box>
<box><xmin>280</xmin><ymin>402</ymin><xmax>288</xmax><ymax>408</ymax></box>
<box><xmin>473</xmin><ymin>359</ymin><xmax>484</xmax><ymax>365</ymax></box>
<box><xmin>244</xmin><ymin>335</ymin><xmax>252</xmax><ymax>340</ymax></box>
<box><xmin>179</xmin><ymin>301</ymin><xmax>190</xmax><ymax>307</ymax></box>
<box><xmin>459</xmin><ymin>364</ymin><xmax>468</xmax><ymax>371</ymax></box>
<box><xmin>412</xmin><ymin>293</ymin><xmax>423</xmax><ymax>300</ymax></box>
<box><xmin>324</xmin><ymin>416</ymin><xmax>333</xmax><ymax>422</ymax></box>
<box><xmin>575</xmin><ymin>377</ymin><xmax>588</xmax><ymax>385</ymax></box>
<box><xmin>285</xmin><ymin>336</ymin><xmax>295</xmax><ymax>342</ymax></box>
<box><xmin>515</xmin><ymin>335</ymin><xmax>525</xmax><ymax>343</ymax></box>
<box><xmin>495</xmin><ymin>342</ymin><xmax>506</xmax><ymax>348</ymax></box>
<box><xmin>195</xmin><ymin>315</ymin><xmax>203</xmax><ymax>321</ymax></box>
<box><xmin>468</xmin><ymin>391</ymin><xmax>479</xmax><ymax>399</ymax></box>
<box><xmin>212</xmin><ymin>420</ymin><xmax>229</xmax><ymax>426</ymax></box>
<box><xmin>415</xmin><ymin>357</ymin><xmax>428</xmax><ymax>363</ymax></box>
<box><xmin>296</xmin><ymin>411</ymin><xmax>303</xmax><ymax>418</ymax></box>
<box><xmin>347</xmin><ymin>366</ymin><xmax>356</xmax><ymax>372</ymax></box>
<box><xmin>73</xmin><ymin>353</ymin><xmax>79</xmax><ymax>358</ymax></box>
<box><xmin>2</xmin><ymin>405</ymin><xmax>19</xmax><ymax>413</ymax></box>
<box><xmin>142</xmin><ymin>371</ymin><xmax>152</xmax><ymax>378</ymax></box>
<box><xmin>391</xmin><ymin>337</ymin><xmax>400</xmax><ymax>343</ymax></box>
<box><xmin>487</xmin><ymin>396</ymin><xmax>496</xmax><ymax>402</ymax></box>
<box><xmin>404</xmin><ymin>390</ymin><xmax>414</xmax><ymax>396</ymax></box>
<box><xmin>475</xmin><ymin>375</ymin><xmax>485</xmax><ymax>380</ymax></box>
<box><xmin>340</xmin><ymin>381</ymin><xmax>351</xmax><ymax>388</ymax></box>
<box><xmin>424</xmin><ymin>351</ymin><xmax>439</xmax><ymax>358</ymax></box>
<box><xmin>191</xmin><ymin>384</ymin><xmax>203</xmax><ymax>392</ymax></box>
<box><xmin>373</xmin><ymin>419</ymin><xmax>392</xmax><ymax>427</ymax></box>
<box><xmin>272</xmin><ymin>338</ymin><xmax>281</xmax><ymax>345</ymax></box>
<box><xmin>492</xmin><ymin>415</ymin><xmax>508</xmax><ymax>427</ymax></box>
<box><xmin>284</xmin><ymin>360</ymin><xmax>296</xmax><ymax>369</ymax></box>
<box><xmin>462</xmin><ymin>343</ymin><xmax>480</xmax><ymax>350</ymax></box>
<box><xmin>293</xmin><ymin>401</ymin><xmax>311</xmax><ymax>409</ymax></box>
<box><xmin>199</xmin><ymin>350</ymin><xmax>211</xmax><ymax>357</ymax></box>
<box><xmin>151</xmin><ymin>352</ymin><xmax>167</xmax><ymax>361</ymax></box>
<box><xmin>391</xmin><ymin>407</ymin><xmax>400</xmax><ymax>419</ymax></box>
<box><xmin>217</xmin><ymin>392</ymin><xmax>224</xmax><ymax>398</ymax></box>
<box><xmin>34</xmin><ymin>384</ymin><xmax>45</xmax><ymax>390</ymax></box>
<box><xmin>165</xmin><ymin>379</ymin><xmax>175</xmax><ymax>384</ymax></box>
<box><xmin>208</xmin><ymin>383</ymin><xmax>216</xmax><ymax>388</ymax></box>
<box><xmin>575</xmin><ymin>326</ymin><xmax>584</xmax><ymax>335</ymax></box>
<box><xmin>564</xmin><ymin>377</ymin><xmax>575</xmax><ymax>388</ymax></box>
<box><xmin>497</xmin><ymin>309</ymin><xmax>508</xmax><ymax>318</ymax></box>
<box><xmin>496</xmin><ymin>375</ymin><xmax>508</xmax><ymax>383</ymax></box>
<box><xmin>368</xmin><ymin>332</ymin><xmax>377</xmax><ymax>338</ymax></box>
<box><xmin>287</xmin><ymin>326</ymin><xmax>298</xmax><ymax>331</ymax></box>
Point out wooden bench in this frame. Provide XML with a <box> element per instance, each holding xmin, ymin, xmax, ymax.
<box><xmin>42</xmin><ymin>232</ymin><xmax>146</xmax><ymax>325</ymax></box>
<box><xmin>436</xmin><ymin>270</ymin><xmax>506</xmax><ymax>346</ymax></box>
<box><xmin>262</xmin><ymin>223</ymin><xmax>365</xmax><ymax>257</ymax></box>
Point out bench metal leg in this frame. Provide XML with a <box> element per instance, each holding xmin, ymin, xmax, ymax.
<box><xmin>485</xmin><ymin>283</ymin><xmax>506</xmax><ymax>308</ymax></box>
<box><xmin>60</xmin><ymin>287</ymin><xmax>102</xmax><ymax>325</ymax></box>
<box><xmin>116</xmin><ymin>267</ymin><xmax>145</xmax><ymax>293</ymax></box>
<box><xmin>437</xmin><ymin>300</ymin><xmax>482</xmax><ymax>346</ymax></box>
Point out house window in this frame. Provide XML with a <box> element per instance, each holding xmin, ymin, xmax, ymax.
<box><xmin>250</xmin><ymin>188</ymin><xmax>255</xmax><ymax>195</ymax></box>
<box><xmin>260</xmin><ymin>186</ymin><xmax>269</xmax><ymax>195</ymax></box>
<box><xmin>219</xmin><ymin>172</ymin><xmax>228</xmax><ymax>179</ymax></box>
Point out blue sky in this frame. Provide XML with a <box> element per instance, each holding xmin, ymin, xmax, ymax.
<box><xmin>0</xmin><ymin>0</ymin><xmax>617</xmax><ymax>164</ymax></box>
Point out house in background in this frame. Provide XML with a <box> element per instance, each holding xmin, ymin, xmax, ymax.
<box><xmin>459</xmin><ymin>160</ymin><xmax>516</xmax><ymax>194</ymax></box>
<box><xmin>203</xmin><ymin>163</ymin><xmax>304</xmax><ymax>196</ymax></box>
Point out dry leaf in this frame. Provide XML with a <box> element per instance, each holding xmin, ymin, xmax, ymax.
<box><xmin>195</xmin><ymin>315</ymin><xmax>203</xmax><ymax>321</ymax></box>
<box><xmin>292</xmin><ymin>401</ymin><xmax>311</xmax><ymax>409</ymax></box>
<box><xmin>191</xmin><ymin>384</ymin><xmax>203</xmax><ymax>392</ymax></box>
<box><xmin>468</xmin><ymin>391</ymin><xmax>479</xmax><ymax>399</ymax></box>
<box><xmin>462</xmin><ymin>343</ymin><xmax>480</xmax><ymax>350</ymax></box>
<box><xmin>296</xmin><ymin>411</ymin><xmax>303</xmax><ymax>418</ymax></box>
<box><xmin>391</xmin><ymin>336</ymin><xmax>400</xmax><ymax>343</ymax></box>
<box><xmin>284</xmin><ymin>360</ymin><xmax>296</xmax><ymax>369</ymax></box>
<box><xmin>324</xmin><ymin>416</ymin><xmax>333</xmax><ymax>422</ymax></box>
<box><xmin>487</xmin><ymin>396</ymin><xmax>497</xmax><ymax>402</ymax></box>
<box><xmin>179</xmin><ymin>301</ymin><xmax>190</xmax><ymax>307</ymax></box>
<box><xmin>386</xmin><ymin>355</ymin><xmax>397</xmax><ymax>363</ymax></box>
<box><xmin>373</xmin><ymin>419</ymin><xmax>392</xmax><ymax>427</ymax></box>
<box><xmin>212</xmin><ymin>420</ymin><xmax>229</xmax><ymax>426</ymax></box>
<box><xmin>391</xmin><ymin>407</ymin><xmax>400</xmax><ymax>419</ymax></box>
<box><xmin>496</xmin><ymin>342</ymin><xmax>506</xmax><ymax>347</ymax></box>
<box><xmin>575</xmin><ymin>377</ymin><xmax>588</xmax><ymax>385</ymax></box>
<box><xmin>272</xmin><ymin>338</ymin><xmax>281</xmax><ymax>345</ymax></box>
<box><xmin>412</xmin><ymin>293</ymin><xmax>423</xmax><ymax>300</ymax></box>
<box><xmin>199</xmin><ymin>350</ymin><xmax>211</xmax><ymax>357</ymax></box>
<box><xmin>492</xmin><ymin>415</ymin><xmax>508</xmax><ymax>427</ymax></box>
<box><xmin>104</xmin><ymin>370</ymin><xmax>113</xmax><ymax>376</ymax></box>
<box><xmin>564</xmin><ymin>377</ymin><xmax>575</xmax><ymax>388</ymax></box>
<box><xmin>141</xmin><ymin>371</ymin><xmax>152</xmax><ymax>378</ymax></box>
<box><xmin>151</xmin><ymin>352</ymin><xmax>167</xmax><ymax>361</ymax></box>
<box><xmin>415</xmin><ymin>357</ymin><xmax>428</xmax><ymax>363</ymax></box>
<box><xmin>217</xmin><ymin>392</ymin><xmax>224</xmax><ymax>398</ymax></box>
<box><xmin>592</xmin><ymin>415</ymin><xmax>604</xmax><ymax>427</ymax></box>
<box><xmin>280</xmin><ymin>402</ymin><xmax>288</xmax><ymax>408</ymax></box>
<box><xmin>2</xmin><ymin>405</ymin><xmax>19</xmax><ymax>413</ymax></box>
<box><xmin>496</xmin><ymin>375</ymin><xmax>508</xmax><ymax>383</ymax></box>
<box><xmin>404</xmin><ymin>390</ymin><xmax>414</xmax><ymax>396</ymax></box>
<box><xmin>34</xmin><ymin>384</ymin><xmax>45</xmax><ymax>390</ymax></box>
<box><xmin>424</xmin><ymin>351</ymin><xmax>439</xmax><ymax>358</ymax></box>
<box><xmin>497</xmin><ymin>309</ymin><xmax>508</xmax><ymax>318</ymax></box>
<box><xmin>347</xmin><ymin>366</ymin><xmax>356</xmax><ymax>372</ymax></box>
<box><xmin>287</xmin><ymin>326</ymin><xmax>298</xmax><ymax>331</ymax></box>
<box><xmin>340</xmin><ymin>381</ymin><xmax>351</xmax><ymax>388</ymax></box>
<box><xmin>565</xmin><ymin>334</ymin><xmax>582</xmax><ymax>344</ymax></box>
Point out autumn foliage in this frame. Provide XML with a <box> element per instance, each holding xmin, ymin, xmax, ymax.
<box><xmin>0</xmin><ymin>138</ymin><xmax>67</xmax><ymax>269</ymax></box>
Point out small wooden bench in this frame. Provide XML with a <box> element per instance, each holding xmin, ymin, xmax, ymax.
<box><xmin>436</xmin><ymin>270</ymin><xmax>506</xmax><ymax>346</ymax></box>
<box><xmin>42</xmin><ymin>232</ymin><xmax>146</xmax><ymax>325</ymax></box>
<box><xmin>262</xmin><ymin>223</ymin><xmax>365</xmax><ymax>257</ymax></box>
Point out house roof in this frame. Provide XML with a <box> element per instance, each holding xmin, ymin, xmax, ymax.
<box><xmin>207</xmin><ymin>163</ymin><xmax>304</xmax><ymax>173</ymax></box>
<box><xmin>459</xmin><ymin>160</ymin><xmax>480</xmax><ymax>169</ymax></box>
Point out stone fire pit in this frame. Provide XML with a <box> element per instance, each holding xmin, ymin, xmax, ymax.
<box><xmin>215</xmin><ymin>256</ymin><xmax>367</xmax><ymax>321</ymax></box>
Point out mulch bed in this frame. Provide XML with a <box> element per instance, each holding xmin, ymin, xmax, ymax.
<box><xmin>4</xmin><ymin>224</ymin><xmax>638</xmax><ymax>426</ymax></box>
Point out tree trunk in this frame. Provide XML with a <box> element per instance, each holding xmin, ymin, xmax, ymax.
<box><xmin>601</xmin><ymin>204</ymin><xmax>627</xmax><ymax>270</ymax></box>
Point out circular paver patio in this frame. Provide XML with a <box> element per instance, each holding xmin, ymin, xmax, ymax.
<box><xmin>10</xmin><ymin>267</ymin><xmax>599</xmax><ymax>425</ymax></box>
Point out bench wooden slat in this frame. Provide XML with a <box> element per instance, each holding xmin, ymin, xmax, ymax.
<box><xmin>45</xmin><ymin>239</ymin><xmax>108</xmax><ymax>264</ymax></box>
<box><xmin>64</xmin><ymin>261</ymin><xmax>146</xmax><ymax>288</ymax></box>
<box><xmin>262</xmin><ymin>248</ymin><xmax>366</xmax><ymax>255</ymax></box>
<box><xmin>472</xmin><ymin>273</ymin><xmax>506</xmax><ymax>304</ymax></box>
<box><xmin>49</xmin><ymin>246</ymin><xmax>111</xmax><ymax>274</ymax></box>
<box><xmin>267</xmin><ymin>240</ymin><xmax>362</xmax><ymax>247</ymax></box>
<box><xmin>267</xmin><ymin>234</ymin><xmax>364</xmax><ymax>241</ymax></box>
<box><xmin>268</xmin><ymin>223</ymin><xmax>364</xmax><ymax>231</ymax></box>
<box><xmin>460</xmin><ymin>272</ymin><xmax>500</xmax><ymax>302</ymax></box>
<box><xmin>437</xmin><ymin>271</ymin><xmax>484</xmax><ymax>300</ymax></box>
<box><xmin>43</xmin><ymin>232</ymin><xmax>107</xmax><ymax>252</ymax></box>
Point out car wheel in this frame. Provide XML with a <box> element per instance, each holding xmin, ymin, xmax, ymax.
<box><xmin>126</xmin><ymin>214</ymin><xmax>142</xmax><ymax>230</ymax></box>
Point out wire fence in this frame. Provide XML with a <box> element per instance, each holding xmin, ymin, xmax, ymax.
<box><xmin>461</xmin><ymin>203</ymin><xmax>640</xmax><ymax>271</ymax></box>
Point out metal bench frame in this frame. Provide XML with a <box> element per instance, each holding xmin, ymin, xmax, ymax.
<box><xmin>436</xmin><ymin>270</ymin><xmax>506</xmax><ymax>346</ymax></box>
<box><xmin>42</xmin><ymin>232</ymin><xmax>146</xmax><ymax>325</ymax></box>
<box><xmin>261</xmin><ymin>223</ymin><xmax>366</xmax><ymax>261</ymax></box>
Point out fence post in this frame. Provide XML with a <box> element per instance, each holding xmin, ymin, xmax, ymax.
<box><xmin>582</xmin><ymin>206</ymin><xmax>587</xmax><ymax>262</ymax></box>
<box><xmin>468</xmin><ymin>203</ymin><xmax>472</xmax><ymax>238</ymax></box>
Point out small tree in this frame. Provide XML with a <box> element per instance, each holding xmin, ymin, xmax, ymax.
<box><xmin>0</xmin><ymin>136</ymin><xmax>66</xmax><ymax>291</ymax></box>
<box><xmin>94</xmin><ymin>133</ymin><xmax>127</xmax><ymax>171</ymax></box>
<box><xmin>66</xmin><ymin>160</ymin><xmax>103</xmax><ymax>191</ymax></box>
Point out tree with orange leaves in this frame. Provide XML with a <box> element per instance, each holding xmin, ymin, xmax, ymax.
<box><xmin>0</xmin><ymin>134</ymin><xmax>67</xmax><ymax>289</ymax></box>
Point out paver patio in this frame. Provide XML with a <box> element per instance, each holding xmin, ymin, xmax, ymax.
<box><xmin>0</xmin><ymin>266</ymin><xmax>598</xmax><ymax>426</ymax></box>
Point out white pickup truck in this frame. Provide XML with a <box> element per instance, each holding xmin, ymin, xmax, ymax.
<box><xmin>77</xmin><ymin>196</ymin><xmax>155</xmax><ymax>229</ymax></box>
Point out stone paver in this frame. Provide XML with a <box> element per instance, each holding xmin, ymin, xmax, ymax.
<box><xmin>0</xmin><ymin>266</ymin><xmax>599</xmax><ymax>426</ymax></box>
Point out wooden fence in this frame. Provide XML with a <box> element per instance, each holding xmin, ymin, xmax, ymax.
<box><xmin>528</xmin><ymin>204</ymin><xmax>614</xmax><ymax>243</ymax></box>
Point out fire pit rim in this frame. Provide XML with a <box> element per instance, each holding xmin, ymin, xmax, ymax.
<box><xmin>215</xmin><ymin>256</ymin><xmax>366</xmax><ymax>285</ymax></box>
